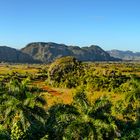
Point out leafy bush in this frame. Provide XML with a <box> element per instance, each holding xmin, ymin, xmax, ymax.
<box><xmin>47</xmin><ymin>56</ymin><xmax>84</xmax><ymax>88</ymax></box>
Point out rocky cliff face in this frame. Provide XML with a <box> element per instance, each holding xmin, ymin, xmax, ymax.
<box><xmin>21</xmin><ymin>42</ymin><xmax>72</xmax><ymax>63</ymax></box>
<box><xmin>21</xmin><ymin>42</ymin><xmax>119</xmax><ymax>63</ymax></box>
<box><xmin>0</xmin><ymin>46</ymin><xmax>38</xmax><ymax>63</ymax></box>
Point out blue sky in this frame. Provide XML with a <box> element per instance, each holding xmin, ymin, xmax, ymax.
<box><xmin>0</xmin><ymin>0</ymin><xmax>140</xmax><ymax>51</ymax></box>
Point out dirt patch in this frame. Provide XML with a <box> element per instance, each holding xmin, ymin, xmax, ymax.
<box><xmin>42</xmin><ymin>85</ymin><xmax>62</xmax><ymax>96</ymax></box>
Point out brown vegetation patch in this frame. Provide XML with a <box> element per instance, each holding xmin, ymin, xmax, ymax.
<box><xmin>42</xmin><ymin>85</ymin><xmax>62</xmax><ymax>96</ymax></box>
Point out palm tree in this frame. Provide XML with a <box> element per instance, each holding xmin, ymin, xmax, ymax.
<box><xmin>0</xmin><ymin>124</ymin><xmax>10</xmax><ymax>140</ymax></box>
<box><xmin>118</xmin><ymin>78</ymin><xmax>140</xmax><ymax>139</ymax></box>
<box><xmin>125</xmin><ymin>78</ymin><xmax>140</xmax><ymax>102</ymax></box>
<box><xmin>124</xmin><ymin>78</ymin><xmax>140</xmax><ymax>121</ymax></box>
<box><xmin>0</xmin><ymin>78</ymin><xmax>47</xmax><ymax>139</ymax></box>
<box><xmin>45</xmin><ymin>104</ymin><xmax>79</xmax><ymax>140</ymax></box>
<box><xmin>46</xmin><ymin>88</ymin><xmax>119</xmax><ymax>140</ymax></box>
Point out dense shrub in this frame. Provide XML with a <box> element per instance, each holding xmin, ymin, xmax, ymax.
<box><xmin>47</xmin><ymin>56</ymin><xmax>84</xmax><ymax>88</ymax></box>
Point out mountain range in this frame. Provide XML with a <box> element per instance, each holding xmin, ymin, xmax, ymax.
<box><xmin>21</xmin><ymin>42</ymin><xmax>118</xmax><ymax>63</ymax></box>
<box><xmin>0</xmin><ymin>42</ymin><xmax>119</xmax><ymax>63</ymax></box>
<box><xmin>1</xmin><ymin>42</ymin><xmax>139</xmax><ymax>63</ymax></box>
<box><xmin>107</xmin><ymin>50</ymin><xmax>140</xmax><ymax>60</ymax></box>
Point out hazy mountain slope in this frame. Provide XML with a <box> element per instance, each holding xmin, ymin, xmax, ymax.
<box><xmin>107</xmin><ymin>50</ymin><xmax>140</xmax><ymax>60</ymax></box>
<box><xmin>21</xmin><ymin>42</ymin><xmax>119</xmax><ymax>63</ymax></box>
<box><xmin>0</xmin><ymin>46</ymin><xmax>39</xmax><ymax>63</ymax></box>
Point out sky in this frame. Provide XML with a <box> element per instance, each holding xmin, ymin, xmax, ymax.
<box><xmin>0</xmin><ymin>0</ymin><xmax>140</xmax><ymax>51</ymax></box>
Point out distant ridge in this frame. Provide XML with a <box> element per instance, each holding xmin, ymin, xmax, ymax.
<box><xmin>107</xmin><ymin>50</ymin><xmax>140</xmax><ymax>60</ymax></box>
<box><xmin>21</xmin><ymin>42</ymin><xmax>119</xmax><ymax>63</ymax></box>
<box><xmin>0</xmin><ymin>46</ymin><xmax>39</xmax><ymax>63</ymax></box>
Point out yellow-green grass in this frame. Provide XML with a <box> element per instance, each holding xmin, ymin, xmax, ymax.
<box><xmin>0</xmin><ymin>64</ymin><xmax>40</xmax><ymax>75</ymax></box>
<box><xmin>41</xmin><ymin>86</ymin><xmax>74</xmax><ymax>108</ymax></box>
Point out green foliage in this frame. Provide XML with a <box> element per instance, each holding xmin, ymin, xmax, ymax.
<box><xmin>0</xmin><ymin>78</ymin><xmax>47</xmax><ymax>139</ymax></box>
<box><xmin>0</xmin><ymin>125</ymin><xmax>10</xmax><ymax>140</ymax></box>
<box><xmin>47</xmin><ymin>58</ymin><xmax>129</xmax><ymax>92</ymax></box>
<box><xmin>125</xmin><ymin>78</ymin><xmax>140</xmax><ymax>102</ymax></box>
<box><xmin>46</xmin><ymin>89</ymin><xmax>119</xmax><ymax>140</ymax></box>
<box><xmin>11</xmin><ymin>121</ymin><xmax>25</xmax><ymax>140</ymax></box>
<box><xmin>85</xmin><ymin>70</ymin><xmax>129</xmax><ymax>92</ymax></box>
<box><xmin>1</xmin><ymin>62</ymin><xmax>140</xmax><ymax>139</ymax></box>
<box><xmin>47</xmin><ymin>56</ymin><xmax>84</xmax><ymax>88</ymax></box>
<box><xmin>112</xmin><ymin>77</ymin><xmax>140</xmax><ymax>139</ymax></box>
<box><xmin>46</xmin><ymin>104</ymin><xmax>79</xmax><ymax>139</ymax></box>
